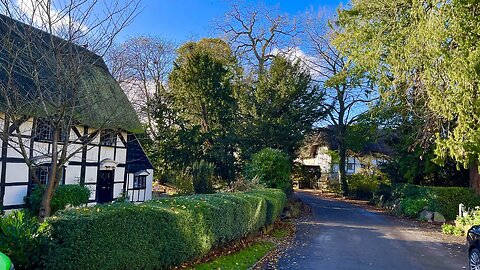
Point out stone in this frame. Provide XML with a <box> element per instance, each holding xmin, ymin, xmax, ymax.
<box><xmin>419</xmin><ymin>209</ymin><xmax>433</xmax><ymax>221</ymax></box>
<box><xmin>433</xmin><ymin>212</ymin><xmax>446</xmax><ymax>223</ymax></box>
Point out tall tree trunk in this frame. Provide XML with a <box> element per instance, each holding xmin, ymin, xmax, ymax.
<box><xmin>470</xmin><ymin>161</ymin><xmax>480</xmax><ymax>194</ymax></box>
<box><xmin>39</xmin><ymin>129</ymin><xmax>59</xmax><ymax>222</ymax></box>
<box><xmin>338</xmin><ymin>135</ymin><xmax>348</xmax><ymax>196</ymax></box>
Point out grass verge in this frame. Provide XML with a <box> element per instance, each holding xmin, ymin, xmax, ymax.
<box><xmin>189</xmin><ymin>242</ymin><xmax>275</xmax><ymax>270</ymax></box>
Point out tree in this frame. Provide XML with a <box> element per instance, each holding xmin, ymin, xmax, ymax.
<box><xmin>106</xmin><ymin>36</ymin><xmax>176</xmax><ymax>139</ymax></box>
<box><xmin>238</xmin><ymin>56</ymin><xmax>326</xmax><ymax>160</ymax></box>
<box><xmin>335</xmin><ymin>0</ymin><xmax>480</xmax><ymax>191</ymax></box>
<box><xmin>0</xmin><ymin>0</ymin><xmax>139</xmax><ymax>219</ymax></box>
<box><xmin>217</xmin><ymin>3</ymin><xmax>297</xmax><ymax>76</ymax></box>
<box><xmin>302</xmin><ymin>16</ymin><xmax>375</xmax><ymax>195</ymax></box>
<box><xmin>167</xmin><ymin>38</ymin><xmax>239</xmax><ymax>182</ymax></box>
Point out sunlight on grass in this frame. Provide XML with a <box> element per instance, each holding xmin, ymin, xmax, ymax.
<box><xmin>190</xmin><ymin>242</ymin><xmax>275</xmax><ymax>270</ymax></box>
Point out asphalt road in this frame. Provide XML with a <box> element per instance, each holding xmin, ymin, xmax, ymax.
<box><xmin>276</xmin><ymin>191</ymin><xmax>467</xmax><ymax>270</ymax></box>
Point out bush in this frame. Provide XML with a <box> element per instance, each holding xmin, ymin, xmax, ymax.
<box><xmin>43</xmin><ymin>189</ymin><xmax>286</xmax><ymax>270</ymax></box>
<box><xmin>348</xmin><ymin>171</ymin><xmax>391</xmax><ymax>200</ymax></box>
<box><xmin>400</xmin><ymin>198</ymin><xmax>429</xmax><ymax>218</ymax></box>
<box><xmin>25</xmin><ymin>184</ymin><xmax>90</xmax><ymax>216</ymax></box>
<box><xmin>192</xmin><ymin>160</ymin><xmax>215</xmax><ymax>194</ymax></box>
<box><xmin>0</xmin><ymin>211</ymin><xmax>48</xmax><ymax>270</ymax></box>
<box><xmin>442</xmin><ymin>224</ymin><xmax>464</xmax><ymax>236</ymax></box>
<box><xmin>392</xmin><ymin>184</ymin><xmax>480</xmax><ymax>220</ymax></box>
<box><xmin>170</xmin><ymin>168</ymin><xmax>195</xmax><ymax>195</ymax></box>
<box><xmin>245</xmin><ymin>148</ymin><xmax>292</xmax><ymax>193</ymax></box>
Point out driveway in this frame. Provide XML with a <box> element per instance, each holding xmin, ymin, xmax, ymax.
<box><xmin>276</xmin><ymin>191</ymin><xmax>467</xmax><ymax>270</ymax></box>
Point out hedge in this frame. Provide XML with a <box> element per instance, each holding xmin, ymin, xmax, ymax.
<box><xmin>393</xmin><ymin>184</ymin><xmax>480</xmax><ymax>220</ymax></box>
<box><xmin>43</xmin><ymin>189</ymin><xmax>286</xmax><ymax>270</ymax></box>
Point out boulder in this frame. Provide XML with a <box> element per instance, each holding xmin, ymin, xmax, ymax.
<box><xmin>433</xmin><ymin>212</ymin><xmax>446</xmax><ymax>223</ymax></box>
<box><xmin>419</xmin><ymin>209</ymin><xmax>433</xmax><ymax>222</ymax></box>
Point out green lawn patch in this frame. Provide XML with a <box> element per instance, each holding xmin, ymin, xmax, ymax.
<box><xmin>271</xmin><ymin>227</ymin><xmax>290</xmax><ymax>239</ymax></box>
<box><xmin>190</xmin><ymin>241</ymin><xmax>275</xmax><ymax>270</ymax></box>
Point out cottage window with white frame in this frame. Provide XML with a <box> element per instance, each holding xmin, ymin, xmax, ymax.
<box><xmin>133</xmin><ymin>175</ymin><xmax>146</xmax><ymax>189</ymax></box>
<box><xmin>133</xmin><ymin>170</ymin><xmax>149</xmax><ymax>189</ymax></box>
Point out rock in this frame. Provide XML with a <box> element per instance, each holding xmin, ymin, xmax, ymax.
<box><xmin>284</xmin><ymin>210</ymin><xmax>292</xmax><ymax>218</ymax></box>
<box><xmin>419</xmin><ymin>209</ymin><xmax>433</xmax><ymax>221</ymax></box>
<box><xmin>433</xmin><ymin>212</ymin><xmax>446</xmax><ymax>223</ymax></box>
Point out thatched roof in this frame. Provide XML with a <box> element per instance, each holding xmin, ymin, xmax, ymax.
<box><xmin>300</xmin><ymin>126</ymin><xmax>394</xmax><ymax>158</ymax></box>
<box><xmin>0</xmin><ymin>14</ymin><xmax>142</xmax><ymax>132</ymax></box>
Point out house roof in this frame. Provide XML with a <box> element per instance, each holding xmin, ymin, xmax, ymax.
<box><xmin>0</xmin><ymin>14</ymin><xmax>142</xmax><ymax>132</ymax></box>
<box><xmin>301</xmin><ymin>126</ymin><xmax>394</xmax><ymax>158</ymax></box>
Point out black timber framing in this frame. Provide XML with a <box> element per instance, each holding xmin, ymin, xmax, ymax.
<box><xmin>79</xmin><ymin>126</ymin><xmax>88</xmax><ymax>186</ymax></box>
<box><xmin>0</xmin><ymin>115</ymin><xmax>9</xmax><ymax>212</ymax></box>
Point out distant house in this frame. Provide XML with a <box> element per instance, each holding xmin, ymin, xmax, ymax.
<box><xmin>0</xmin><ymin>14</ymin><xmax>154</xmax><ymax>210</ymax></box>
<box><xmin>297</xmin><ymin>127</ymin><xmax>393</xmax><ymax>187</ymax></box>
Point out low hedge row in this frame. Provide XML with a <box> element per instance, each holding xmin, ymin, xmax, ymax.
<box><xmin>393</xmin><ymin>184</ymin><xmax>480</xmax><ymax>220</ymax></box>
<box><xmin>44</xmin><ymin>189</ymin><xmax>286</xmax><ymax>270</ymax></box>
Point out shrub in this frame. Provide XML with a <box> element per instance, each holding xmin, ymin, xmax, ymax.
<box><xmin>171</xmin><ymin>168</ymin><xmax>195</xmax><ymax>195</ymax></box>
<box><xmin>442</xmin><ymin>224</ymin><xmax>464</xmax><ymax>236</ymax></box>
<box><xmin>25</xmin><ymin>184</ymin><xmax>90</xmax><ymax>216</ymax></box>
<box><xmin>0</xmin><ymin>210</ymin><xmax>48</xmax><ymax>270</ymax></box>
<box><xmin>192</xmin><ymin>160</ymin><xmax>215</xmax><ymax>194</ymax></box>
<box><xmin>400</xmin><ymin>198</ymin><xmax>429</xmax><ymax>218</ymax></box>
<box><xmin>348</xmin><ymin>171</ymin><xmax>391</xmax><ymax>200</ymax></box>
<box><xmin>43</xmin><ymin>189</ymin><xmax>286</xmax><ymax>270</ymax></box>
<box><xmin>392</xmin><ymin>184</ymin><xmax>480</xmax><ymax>220</ymax></box>
<box><xmin>245</xmin><ymin>148</ymin><xmax>292</xmax><ymax>193</ymax></box>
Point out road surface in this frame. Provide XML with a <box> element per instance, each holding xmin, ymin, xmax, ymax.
<box><xmin>276</xmin><ymin>191</ymin><xmax>467</xmax><ymax>270</ymax></box>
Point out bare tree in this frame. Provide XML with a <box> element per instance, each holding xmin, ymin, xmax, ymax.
<box><xmin>216</xmin><ymin>3</ymin><xmax>297</xmax><ymax>76</ymax></box>
<box><xmin>302</xmin><ymin>15</ymin><xmax>377</xmax><ymax>195</ymax></box>
<box><xmin>106</xmin><ymin>36</ymin><xmax>176</xmax><ymax>138</ymax></box>
<box><xmin>0</xmin><ymin>0</ymin><xmax>139</xmax><ymax>220</ymax></box>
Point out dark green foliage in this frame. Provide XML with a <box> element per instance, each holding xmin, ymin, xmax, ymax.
<box><xmin>238</xmin><ymin>56</ymin><xmax>326</xmax><ymax>160</ymax></box>
<box><xmin>393</xmin><ymin>184</ymin><xmax>480</xmax><ymax>220</ymax></box>
<box><xmin>0</xmin><ymin>210</ymin><xmax>48</xmax><ymax>270</ymax></box>
<box><xmin>347</xmin><ymin>171</ymin><xmax>391</xmax><ymax>200</ymax></box>
<box><xmin>292</xmin><ymin>164</ymin><xmax>321</xmax><ymax>189</ymax></box>
<box><xmin>245</xmin><ymin>148</ymin><xmax>292</xmax><ymax>193</ymax></box>
<box><xmin>43</xmin><ymin>189</ymin><xmax>286</xmax><ymax>270</ymax></box>
<box><xmin>25</xmin><ymin>185</ymin><xmax>90</xmax><ymax>215</ymax></box>
<box><xmin>246</xmin><ymin>189</ymin><xmax>287</xmax><ymax>225</ymax></box>
<box><xmin>192</xmin><ymin>160</ymin><xmax>215</xmax><ymax>194</ymax></box>
<box><xmin>400</xmin><ymin>198</ymin><xmax>429</xmax><ymax>218</ymax></box>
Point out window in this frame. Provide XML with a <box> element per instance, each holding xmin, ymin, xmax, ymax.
<box><xmin>133</xmin><ymin>175</ymin><xmax>146</xmax><ymax>189</ymax></box>
<box><xmin>34</xmin><ymin>119</ymin><xmax>67</xmax><ymax>141</ymax></box>
<box><xmin>35</xmin><ymin>119</ymin><xmax>53</xmax><ymax>141</ymax></box>
<box><xmin>30</xmin><ymin>165</ymin><xmax>50</xmax><ymax>191</ymax></box>
<box><xmin>100</xmin><ymin>130</ymin><xmax>116</xmax><ymax>146</ymax></box>
<box><xmin>347</xmin><ymin>162</ymin><xmax>355</xmax><ymax>171</ymax></box>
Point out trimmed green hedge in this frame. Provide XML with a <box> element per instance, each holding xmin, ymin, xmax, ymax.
<box><xmin>44</xmin><ymin>189</ymin><xmax>286</xmax><ymax>270</ymax></box>
<box><xmin>393</xmin><ymin>184</ymin><xmax>480</xmax><ymax>220</ymax></box>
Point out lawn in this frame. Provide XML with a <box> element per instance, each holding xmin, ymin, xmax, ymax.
<box><xmin>190</xmin><ymin>241</ymin><xmax>275</xmax><ymax>270</ymax></box>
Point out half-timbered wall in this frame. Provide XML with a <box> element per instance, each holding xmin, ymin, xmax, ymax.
<box><xmin>0</xmin><ymin>113</ymin><xmax>153</xmax><ymax>210</ymax></box>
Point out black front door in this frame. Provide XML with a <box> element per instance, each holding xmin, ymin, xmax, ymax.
<box><xmin>96</xmin><ymin>170</ymin><xmax>114</xmax><ymax>204</ymax></box>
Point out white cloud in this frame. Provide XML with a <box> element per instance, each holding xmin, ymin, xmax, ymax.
<box><xmin>15</xmin><ymin>0</ymin><xmax>88</xmax><ymax>37</ymax></box>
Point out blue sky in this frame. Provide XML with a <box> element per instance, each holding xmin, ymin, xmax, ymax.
<box><xmin>118</xmin><ymin>0</ymin><xmax>345</xmax><ymax>43</ymax></box>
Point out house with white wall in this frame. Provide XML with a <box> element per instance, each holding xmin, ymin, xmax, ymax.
<box><xmin>0</xmin><ymin>14</ymin><xmax>154</xmax><ymax>211</ymax></box>
<box><xmin>298</xmin><ymin>127</ymin><xmax>392</xmax><ymax>187</ymax></box>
